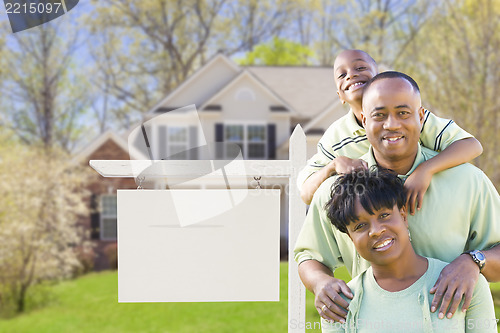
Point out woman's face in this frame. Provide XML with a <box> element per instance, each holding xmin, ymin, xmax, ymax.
<box><xmin>346</xmin><ymin>199</ymin><xmax>410</xmax><ymax>266</ymax></box>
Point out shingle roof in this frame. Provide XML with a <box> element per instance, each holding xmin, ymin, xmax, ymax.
<box><xmin>246</xmin><ymin>66</ymin><xmax>337</xmax><ymax>119</ymax></box>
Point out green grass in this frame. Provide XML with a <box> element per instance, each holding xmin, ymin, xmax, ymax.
<box><xmin>0</xmin><ymin>264</ymin><xmax>498</xmax><ymax>333</ymax></box>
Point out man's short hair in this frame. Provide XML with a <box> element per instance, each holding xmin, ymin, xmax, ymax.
<box><xmin>325</xmin><ymin>167</ymin><xmax>406</xmax><ymax>234</ymax></box>
<box><xmin>362</xmin><ymin>71</ymin><xmax>420</xmax><ymax>98</ymax></box>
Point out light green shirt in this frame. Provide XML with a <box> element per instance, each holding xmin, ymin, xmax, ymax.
<box><xmin>294</xmin><ymin>145</ymin><xmax>500</xmax><ymax>278</ymax></box>
<box><xmin>298</xmin><ymin>109</ymin><xmax>473</xmax><ymax>187</ymax></box>
<box><xmin>322</xmin><ymin>258</ymin><xmax>497</xmax><ymax>333</ymax></box>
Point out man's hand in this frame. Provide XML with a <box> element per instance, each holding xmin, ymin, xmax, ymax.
<box><xmin>430</xmin><ymin>254</ymin><xmax>480</xmax><ymax>319</ymax></box>
<box><xmin>333</xmin><ymin>156</ymin><xmax>368</xmax><ymax>175</ymax></box>
<box><xmin>313</xmin><ymin>276</ymin><xmax>353</xmax><ymax>323</ymax></box>
<box><xmin>404</xmin><ymin>163</ymin><xmax>433</xmax><ymax>215</ymax></box>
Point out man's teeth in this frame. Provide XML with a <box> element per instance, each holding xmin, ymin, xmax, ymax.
<box><xmin>385</xmin><ymin>137</ymin><xmax>402</xmax><ymax>142</ymax></box>
<box><xmin>374</xmin><ymin>239</ymin><xmax>392</xmax><ymax>249</ymax></box>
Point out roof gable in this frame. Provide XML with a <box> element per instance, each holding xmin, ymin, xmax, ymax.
<box><xmin>247</xmin><ymin>66</ymin><xmax>337</xmax><ymax>119</ymax></box>
<box><xmin>200</xmin><ymin>69</ymin><xmax>296</xmax><ymax>115</ymax></box>
<box><xmin>148</xmin><ymin>54</ymin><xmax>240</xmax><ymax>113</ymax></box>
<box><xmin>72</xmin><ymin>131</ymin><xmax>142</xmax><ymax>164</ymax></box>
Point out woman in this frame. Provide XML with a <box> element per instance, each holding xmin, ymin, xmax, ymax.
<box><xmin>321</xmin><ymin>167</ymin><xmax>496</xmax><ymax>333</ymax></box>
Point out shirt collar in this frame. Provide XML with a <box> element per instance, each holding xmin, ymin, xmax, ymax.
<box><xmin>346</xmin><ymin>109</ymin><xmax>365</xmax><ymax>136</ymax></box>
<box><xmin>365</xmin><ymin>144</ymin><xmax>425</xmax><ymax>181</ymax></box>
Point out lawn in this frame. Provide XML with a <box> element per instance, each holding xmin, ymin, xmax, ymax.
<box><xmin>0</xmin><ymin>264</ymin><xmax>498</xmax><ymax>333</ymax></box>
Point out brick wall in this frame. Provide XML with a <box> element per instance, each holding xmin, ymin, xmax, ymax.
<box><xmin>81</xmin><ymin>138</ymin><xmax>137</xmax><ymax>270</ymax></box>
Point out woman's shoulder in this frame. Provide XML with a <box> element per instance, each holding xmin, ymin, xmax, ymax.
<box><xmin>426</xmin><ymin>257</ymin><xmax>449</xmax><ymax>277</ymax></box>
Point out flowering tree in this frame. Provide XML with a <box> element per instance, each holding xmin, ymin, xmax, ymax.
<box><xmin>0</xmin><ymin>139</ymin><xmax>92</xmax><ymax>314</ymax></box>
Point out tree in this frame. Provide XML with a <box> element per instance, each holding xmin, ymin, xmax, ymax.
<box><xmin>0</xmin><ymin>136</ymin><xmax>92</xmax><ymax>315</ymax></box>
<box><xmin>401</xmin><ymin>0</ymin><xmax>500</xmax><ymax>187</ymax></box>
<box><xmin>285</xmin><ymin>0</ymin><xmax>437</xmax><ymax>66</ymax></box>
<box><xmin>237</xmin><ymin>37</ymin><xmax>315</xmax><ymax>65</ymax></box>
<box><xmin>0</xmin><ymin>20</ymin><xmax>90</xmax><ymax>151</ymax></box>
<box><xmin>86</xmin><ymin>0</ymin><xmax>297</xmax><ymax>128</ymax></box>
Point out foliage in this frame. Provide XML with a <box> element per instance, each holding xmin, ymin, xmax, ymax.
<box><xmin>399</xmin><ymin>0</ymin><xmax>500</xmax><ymax>186</ymax></box>
<box><xmin>0</xmin><ymin>20</ymin><xmax>91</xmax><ymax>151</ymax></box>
<box><xmin>85</xmin><ymin>0</ymin><xmax>296</xmax><ymax>129</ymax></box>
<box><xmin>0</xmin><ymin>138</ymin><xmax>92</xmax><ymax>315</ymax></box>
<box><xmin>237</xmin><ymin>37</ymin><xmax>315</xmax><ymax>65</ymax></box>
<box><xmin>103</xmin><ymin>243</ymin><xmax>117</xmax><ymax>270</ymax></box>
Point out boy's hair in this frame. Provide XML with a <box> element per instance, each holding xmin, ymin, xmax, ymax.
<box><xmin>362</xmin><ymin>71</ymin><xmax>420</xmax><ymax>98</ymax></box>
<box><xmin>334</xmin><ymin>49</ymin><xmax>378</xmax><ymax>73</ymax></box>
<box><xmin>325</xmin><ymin>167</ymin><xmax>406</xmax><ymax>234</ymax></box>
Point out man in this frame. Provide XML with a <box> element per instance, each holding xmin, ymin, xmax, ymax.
<box><xmin>294</xmin><ymin>71</ymin><xmax>500</xmax><ymax>324</ymax></box>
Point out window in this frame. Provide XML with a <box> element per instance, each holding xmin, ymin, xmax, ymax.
<box><xmin>100</xmin><ymin>195</ymin><xmax>117</xmax><ymax>240</ymax></box>
<box><xmin>225</xmin><ymin>124</ymin><xmax>266</xmax><ymax>159</ymax></box>
<box><xmin>158</xmin><ymin>126</ymin><xmax>189</xmax><ymax>159</ymax></box>
<box><xmin>167</xmin><ymin>127</ymin><xmax>188</xmax><ymax>159</ymax></box>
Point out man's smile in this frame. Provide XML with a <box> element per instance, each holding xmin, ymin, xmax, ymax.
<box><xmin>382</xmin><ymin>134</ymin><xmax>405</xmax><ymax>144</ymax></box>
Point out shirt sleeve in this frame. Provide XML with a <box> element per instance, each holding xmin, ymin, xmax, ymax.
<box><xmin>464</xmin><ymin>274</ymin><xmax>497</xmax><ymax>332</ymax></box>
<box><xmin>293</xmin><ymin>177</ymin><xmax>343</xmax><ymax>272</ymax></box>
<box><xmin>297</xmin><ymin>138</ymin><xmax>336</xmax><ymax>187</ymax></box>
<box><xmin>466</xmin><ymin>167</ymin><xmax>500</xmax><ymax>252</ymax></box>
<box><xmin>419</xmin><ymin>109</ymin><xmax>474</xmax><ymax>152</ymax></box>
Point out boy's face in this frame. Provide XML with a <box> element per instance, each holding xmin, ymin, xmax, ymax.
<box><xmin>333</xmin><ymin>50</ymin><xmax>378</xmax><ymax>106</ymax></box>
<box><xmin>362</xmin><ymin>77</ymin><xmax>424</xmax><ymax>163</ymax></box>
<box><xmin>346</xmin><ymin>199</ymin><xmax>409</xmax><ymax>266</ymax></box>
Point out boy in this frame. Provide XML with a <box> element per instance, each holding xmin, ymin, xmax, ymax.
<box><xmin>299</xmin><ymin>49</ymin><xmax>482</xmax><ymax>215</ymax></box>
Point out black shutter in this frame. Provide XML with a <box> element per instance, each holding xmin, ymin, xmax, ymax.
<box><xmin>215</xmin><ymin>123</ymin><xmax>224</xmax><ymax>159</ymax></box>
<box><xmin>90</xmin><ymin>194</ymin><xmax>100</xmax><ymax>240</ymax></box>
<box><xmin>267</xmin><ymin>124</ymin><xmax>276</xmax><ymax>160</ymax></box>
<box><xmin>159</xmin><ymin>125</ymin><xmax>167</xmax><ymax>159</ymax></box>
<box><xmin>189</xmin><ymin>126</ymin><xmax>198</xmax><ymax>160</ymax></box>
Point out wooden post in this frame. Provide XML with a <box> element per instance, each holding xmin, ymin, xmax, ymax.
<box><xmin>288</xmin><ymin>125</ymin><xmax>307</xmax><ymax>333</ymax></box>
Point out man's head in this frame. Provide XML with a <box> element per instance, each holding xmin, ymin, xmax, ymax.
<box><xmin>361</xmin><ymin>71</ymin><xmax>425</xmax><ymax>168</ymax></box>
<box><xmin>326</xmin><ymin>167</ymin><xmax>410</xmax><ymax>265</ymax></box>
<box><xmin>333</xmin><ymin>50</ymin><xmax>378</xmax><ymax>107</ymax></box>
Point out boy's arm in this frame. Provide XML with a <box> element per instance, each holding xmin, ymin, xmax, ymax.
<box><xmin>405</xmin><ymin>137</ymin><xmax>483</xmax><ymax>214</ymax></box>
<box><xmin>300</xmin><ymin>157</ymin><xmax>368</xmax><ymax>205</ymax></box>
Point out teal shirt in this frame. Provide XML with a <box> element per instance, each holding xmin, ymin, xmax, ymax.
<box><xmin>294</xmin><ymin>145</ymin><xmax>500</xmax><ymax>278</ymax></box>
<box><xmin>322</xmin><ymin>258</ymin><xmax>497</xmax><ymax>333</ymax></box>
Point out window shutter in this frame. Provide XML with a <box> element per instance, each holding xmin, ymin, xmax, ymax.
<box><xmin>189</xmin><ymin>126</ymin><xmax>198</xmax><ymax>160</ymax></box>
<box><xmin>90</xmin><ymin>194</ymin><xmax>100</xmax><ymax>240</ymax></box>
<box><xmin>215</xmin><ymin>123</ymin><xmax>224</xmax><ymax>159</ymax></box>
<box><xmin>158</xmin><ymin>125</ymin><xmax>167</xmax><ymax>159</ymax></box>
<box><xmin>267</xmin><ymin>124</ymin><xmax>276</xmax><ymax>159</ymax></box>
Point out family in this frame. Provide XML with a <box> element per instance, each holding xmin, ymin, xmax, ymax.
<box><xmin>294</xmin><ymin>50</ymin><xmax>500</xmax><ymax>332</ymax></box>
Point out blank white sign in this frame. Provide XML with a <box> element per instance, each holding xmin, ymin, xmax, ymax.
<box><xmin>117</xmin><ymin>189</ymin><xmax>280</xmax><ymax>302</ymax></box>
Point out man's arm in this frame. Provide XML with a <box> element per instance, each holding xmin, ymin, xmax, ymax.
<box><xmin>300</xmin><ymin>157</ymin><xmax>368</xmax><ymax>205</ymax></box>
<box><xmin>430</xmin><ymin>244</ymin><xmax>500</xmax><ymax>320</ymax></box>
<box><xmin>298</xmin><ymin>259</ymin><xmax>352</xmax><ymax>323</ymax></box>
<box><xmin>482</xmin><ymin>244</ymin><xmax>500</xmax><ymax>281</ymax></box>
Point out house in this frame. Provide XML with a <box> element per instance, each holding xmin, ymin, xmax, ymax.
<box><xmin>75</xmin><ymin>54</ymin><xmax>349</xmax><ymax>270</ymax></box>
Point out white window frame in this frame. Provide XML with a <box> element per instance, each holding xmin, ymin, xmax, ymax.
<box><xmin>224</xmin><ymin>123</ymin><xmax>267</xmax><ymax>160</ymax></box>
<box><xmin>166</xmin><ymin>126</ymin><xmax>189</xmax><ymax>159</ymax></box>
<box><xmin>100</xmin><ymin>194</ymin><xmax>117</xmax><ymax>240</ymax></box>
<box><xmin>155</xmin><ymin>125</ymin><xmax>190</xmax><ymax>160</ymax></box>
